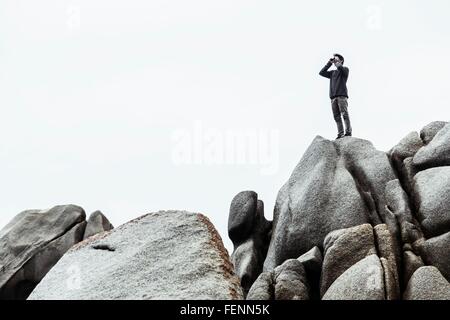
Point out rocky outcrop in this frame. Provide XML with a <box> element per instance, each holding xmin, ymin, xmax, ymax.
<box><xmin>28</xmin><ymin>211</ymin><xmax>243</xmax><ymax>300</ymax></box>
<box><xmin>0</xmin><ymin>205</ymin><xmax>88</xmax><ymax>299</ymax></box>
<box><xmin>228</xmin><ymin>191</ymin><xmax>272</xmax><ymax>296</ymax></box>
<box><xmin>232</xmin><ymin>121</ymin><xmax>450</xmax><ymax>300</ymax></box>
<box><xmin>83</xmin><ymin>210</ymin><xmax>114</xmax><ymax>240</ymax></box>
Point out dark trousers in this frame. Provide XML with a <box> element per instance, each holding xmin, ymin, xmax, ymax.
<box><xmin>331</xmin><ymin>96</ymin><xmax>352</xmax><ymax>135</ymax></box>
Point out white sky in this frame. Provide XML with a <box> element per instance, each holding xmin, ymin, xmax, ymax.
<box><xmin>1</xmin><ymin>0</ymin><xmax>449</xmax><ymax>253</ymax></box>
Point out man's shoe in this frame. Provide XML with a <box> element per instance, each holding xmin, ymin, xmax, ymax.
<box><xmin>336</xmin><ymin>133</ymin><xmax>345</xmax><ymax>139</ymax></box>
<box><xmin>344</xmin><ymin>132</ymin><xmax>352</xmax><ymax>137</ymax></box>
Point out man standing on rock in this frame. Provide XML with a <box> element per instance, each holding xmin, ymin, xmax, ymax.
<box><xmin>319</xmin><ymin>54</ymin><xmax>352</xmax><ymax>139</ymax></box>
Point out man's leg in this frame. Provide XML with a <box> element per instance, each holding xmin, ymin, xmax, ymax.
<box><xmin>331</xmin><ymin>98</ymin><xmax>344</xmax><ymax>136</ymax></box>
<box><xmin>338</xmin><ymin>97</ymin><xmax>352</xmax><ymax>135</ymax></box>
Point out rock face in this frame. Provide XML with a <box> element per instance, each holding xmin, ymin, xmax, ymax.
<box><xmin>28</xmin><ymin>211</ymin><xmax>243</xmax><ymax>300</ymax></box>
<box><xmin>231</xmin><ymin>121</ymin><xmax>450</xmax><ymax>300</ymax></box>
<box><xmin>403</xmin><ymin>266</ymin><xmax>450</xmax><ymax>300</ymax></box>
<box><xmin>247</xmin><ymin>258</ymin><xmax>309</xmax><ymax>300</ymax></box>
<box><xmin>0</xmin><ymin>205</ymin><xmax>89</xmax><ymax>300</ymax></box>
<box><xmin>228</xmin><ymin>191</ymin><xmax>272</xmax><ymax>296</ymax></box>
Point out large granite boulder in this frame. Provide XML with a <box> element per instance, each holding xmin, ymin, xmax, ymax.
<box><xmin>413</xmin><ymin>167</ymin><xmax>450</xmax><ymax>237</ymax></box>
<box><xmin>228</xmin><ymin>191</ymin><xmax>272</xmax><ymax>295</ymax></box>
<box><xmin>83</xmin><ymin>211</ymin><xmax>114</xmax><ymax>240</ymax></box>
<box><xmin>0</xmin><ymin>205</ymin><xmax>87</xmax><ymax>300</ymax></box>
<box><xmin>403</xmin><ymin>266</ymin><xmax>450</xmax><ymax>300</ymax></box>
<box><xmin>263</xmin><ymin>136</ymin><xmax>397</xmax><ymax>271</ymax></box>
<box><xmin>417</xmin><ymin>232</ymin><xmax>450</xmax><ymax>281</ymax></box>
<box><xmin>247</xmin><ymin>258</ymin><xmax>309</xmax><ymax>300</ymax></box>
<box><xmin>28</xmin><ymin>211</ymin><xmax>243</xmax><ymax>300</ymax></box>
<box><xmin>322</xmin><ymin>255</ymin><xmax>385</xmax><ymax>300</ymax></box>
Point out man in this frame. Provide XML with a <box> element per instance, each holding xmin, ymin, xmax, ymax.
<box><xmin>319</xmin><ymin>54</ymin><xmax>352</xmax><ymax>139</ymax></box>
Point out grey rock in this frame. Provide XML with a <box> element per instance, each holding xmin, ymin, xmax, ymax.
<box><xmin>418</xmin><ymin>232</ymin><xmax>450</xmax><ymax>281</ymax></box>
<box><xmin>401</xmin><ymin>157</ymin><xmax>419</xmax><ymax>193</ymax></box>
<box><xmin>402</xmin><ymin>250</ymin><xmax>424</xmax><ymax>287</ymax></box>
<box><xmin>419</xmin><ymin>121</ymin><xmax>448</xmax><ymax>145</ymax></box>
<box><xmin>320</xmin><ymin>224</ymin><xmax>376</xmax><ymax>296</ymax></box>
<box><xmin>413</xmin><ymin>167</ymin><xmax>450</xmax><ymax>237</ymax></box>
<box><xmin>322</xmin><ymin>255</ymin><xmax>385</xmax><ymax>300</ymax></box>
<box><xmin>384</xmin><ymin>179</ymin><xmax>422</xmax><ymax>244</ymax></box>
<box><xmin>380</xmin><ymin>257</ymin><xmax>398</xmax><ymax>300</ymax></box>
<box><xmin>28</xmin><ymin>211</ymin><xmax>243</xmax><ymax>300</ymax></box>
<box><xmin>83</xmin><ymin>210</ymin><xmax>113</xmax><ymax>240</ymax></box>
<box><xmin>246</xmin><ymin>272</ymin><xmax>273</xmax><ymax>300</ymax></box>
<box><xmin>264</xmin><ymin>136</ymin><xmax>396</xmax><ymax>271</ymax></box>
<box><xmin>403</xmin><ymin>266</ymin><xmax>450</xmax><ymax>300</ymax></box>
<box><xmin>0</xmin><ymin>205</ymin><xmax>86</xmax><ymax>299</ymax></box>
<box><xmin>273</xmin><ymin>259</ymin><xmax>309</xmax><ymax>300</ymax></box>
<box><xmin>389</xmin><ymin>131</ymin><xmax>423</xmax><ymax>163</ymax></box>
<box><xmin>229</xmin><ymin>192</ymin><xmax>272</xmax><ymax>295</ymax></box>
<box><xmin>414</xmin><ymin>122</ymin><xmax>450</xmax><ymax>168</ymax></box>
<box><xmin>297</xmin><ymin>246</ymin><xmax>323</xmax><ymax>300</ymax></box>
<box><xmin>228</xmin><ymin>191</ymin><xmax>258</xmax><ymax>243</ymax></box>
<box><xmin>297</xmin><ymin>246</ymin><xmax>323</xmax><ymax>275</ymax></box>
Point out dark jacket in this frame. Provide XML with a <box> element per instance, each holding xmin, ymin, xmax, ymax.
<box><xmin>319</xmin><ymin>62</ymin><xmax>349</xmax><ymax>99</ymax></box>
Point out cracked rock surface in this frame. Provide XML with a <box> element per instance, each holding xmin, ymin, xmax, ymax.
<box><xmin>28</xmin><ymin>211</ymin><xmax>243</xmax><ymax>300</ymax></box>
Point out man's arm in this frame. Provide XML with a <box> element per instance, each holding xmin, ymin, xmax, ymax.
<box><xmin>319</xmin><ymin>61</ymin><xmax>333</xmax><ymax>79</ymax></box>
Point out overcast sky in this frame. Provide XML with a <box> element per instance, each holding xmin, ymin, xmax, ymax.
<box><xmin>1</xmin><ymin>0</ymin><xmax>449</xmax><ymax>253</ymax></box>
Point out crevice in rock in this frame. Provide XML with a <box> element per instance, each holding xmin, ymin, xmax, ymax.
<box><xmin>345</xmin><ymin>164</ymin><xmax>383</xmax><ymax>226</ymax></box>
<box><xmin>385</xmin><ymin>152</ymin><xmax>429</xmax><ymax>298</ymax></box>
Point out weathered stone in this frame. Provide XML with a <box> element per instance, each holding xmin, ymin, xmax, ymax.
<box><xmin>401</xmin><ymin>157</ymin><xmax>419</xmax><ymax>193</ymax></box>
<box><xmin>384</xmin><ymin>179</ymin><xmax>422</xmax><ymax>244</ymax></box>
<box><xmin>403</xmin><ymin>250</ymin><xmax>424</xmax><ymax>287</ymax></box>
<box><xmin>28</xmin><ymin>211</ymin><xmax>243</xmax><ymax>300</ymax></box>
<box><xmin>273</xmin><ymin>259</ymin><xmax>309</xmax><ymax>300</ymax></box>
<box><xmin>264</xmin><ymin>136</ymin><xmax>396</xmax><ymax>271</ymax></box>
<box><xmin>413</xmin><ymin>167</ymin><xmax>450</xmax><ymax>237</ymax></box>
<box><xmin>322</xmin><ymin>255</ymin><xmax>385</xmax><ymax>300</ymax></box>
<box><xmin>297</xmin><ymin>246</ymin><xmax>323</xmax><ymax>275</ymax></box>
<box><xmin>380</xmin><ymin>257</ymin><xmax>399</xmax><ymax>300</ymax></box>
<box><xmin>389</xmin><ymin>131</ymin><xmax>423</xmax><ymax>163</ymax></box>
<box><xmin>418</xmin><ymin>232</ymin><xmax>450</xmax><ymax>281</ymax></box>
<box><xmin>228</xmin><ymin>191</ymin><xmax>258</xmax><ymax>243</ymax></box>
<box><xmin>414</xmin><ymin>122</ymin><xmax>450</xmax><ymax>168</ymax></box>
<box><xmin>420</xmin><ymin>121</ymin><xmax>448</xmax><ymax>145</ymax></box>
<box><xmin>297</xmin><ymin>246</ymin><xmax>322</xmax><ymax>300</ymax></box>
<box><xmin>229</xmin><ymin>191</ymin><xmax>272</xmax><ymax>295</ymax></box>
<box><xmin>246</xmin><ymin>272</ymin><xmax>273</xmax><ymax>300</ymax></box>
<box><xmin>373</xmin><ymin>224</ymin><xmax>400</xmax><ymax>297</ymax></box>
<box><xmin>0</xmin><ymin>205</ymin><xmax>86</xmax><ymax>300</ymax></box>
<box><xmin>403</xmin><ymin>266</ymin><xmax>450</xmax><ymax>300</ymax></box>
<box><xmin>83</xmin><ymin>211</ymin><xmax>113</xmax><ymax>240</ymax></box>
<box><xmin>320</xmin><ymin>224</ymin><xmax>376</xmax><ymax>296</ymax></box>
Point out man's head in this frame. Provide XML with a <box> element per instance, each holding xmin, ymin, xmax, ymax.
<box><xmin>333</xmin><ymin>54</ymin><xmax>344</xmax><ymax>67</ymax></box>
